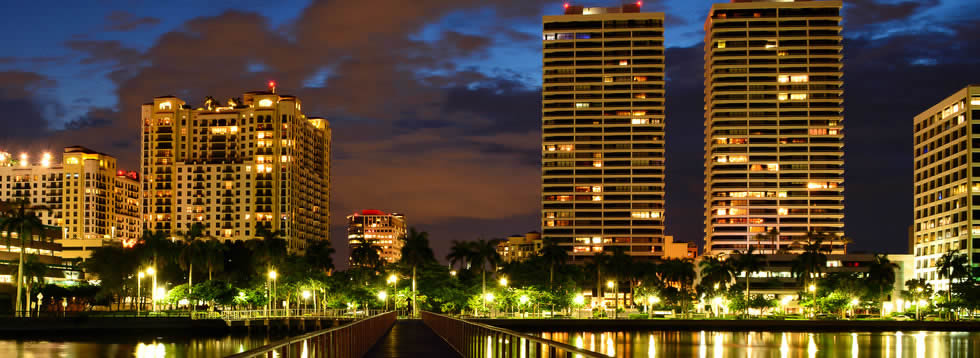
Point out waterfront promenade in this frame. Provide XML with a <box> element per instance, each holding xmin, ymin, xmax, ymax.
<box><xmin>365</xmin><ymin>319</ymin><xmax>460</xmax><ymax>358</ymax></box>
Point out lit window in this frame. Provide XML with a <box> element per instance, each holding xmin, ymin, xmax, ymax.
<box><xmin>559</xmin><ymin>144</ymin><xmax>574</xmax><ymax>151</ymax></box>
<box><xmin>809</xmin><ymin>128</ymin><xmax>828</xmax><ymax>135</ymax></box>
<box><xmin>729</xmin><ymin>155</ymin><xmax>747</xmax><ymax>163</ymax></box>
<box><xmin>790</xmin><ymin>75</ymin><xmax>809</xmax><ymax>83</ymax></box>
<box><xmin>619</xmin><ymin>60</ymin><xmax>628</xmax><ymax>66</ymax></box>
<box><xmin>778</xmin><ymin>93</ymin><xmax>788</xmax><ymax>101</ymax></box>
<box><xmin>633</xmin><ymin>76</ymin><xmax>647</xmax><ymax>82</ymax></box>
<box><xmin>767</xmin><ymin>163</ymin><xmax>779</xmax><ymax>171</ymax></box>
<box><xmin>158</xmin><ymin>102</ymin><xmax>172</xmax><ymax>110</ymax></box>
<box><xmin>717</xmin><ymin>209</ymin><xmax>727</xmax><ymax>216</ymax></box>
<box><xmin>591</xmin><ymin>195</ymin><xmax>603</xmax><ymax>201</ymax></box>
<box><xmin>592</xmin><ymin>161</ymin><xmax>603</xmax><ymax>167</ymax></box>
<box><xmin>603</xmin><ymin>77</ymin><xmax>613</xmax><ymax>83</ymax></box>
<box><xmin>778</xmin><ymin>75</ymin><xmax>789</xmax><ymax>83</ymax></box>
<box><xmin>778</xmin><ymin>208</ymin><xmax>788</xmax><ymax>216</ymax></box>
<box><xmin>591</xmin><ymin>186</ymin><xmax>602</xmax><ymax>192</ymax></box>
<box><xmin>777</xmin><ymin>191</ymin><xmax>787</xmax><ymax>198</ymax></box>
<box><xmin>575</xmin><ymin>103</ymin><xmax>590</xmax><ymax>108</ymax></box>
<box><xmin>765</xmin><ymin>40</ymin><xmax>777</xmax><ymax>49</ymax></box>
<box><xmin>258</xmin><ymin>99</ymin><xmax>273</xmax><ymax>107</ymax></box>
<box><xmin>971</xmin><ymin>97</ymin><xmax>980</xmax><ymax>106</ymax></box>
<box><xmin>826</xmin><ymin>260</ymin><xmax>842</xmax><ymax>267</ymax></box>
<box><xmin>717</xmin><ymin>41</ymin><xmax>726</xmax><ymax>49</ymax></box>
<box><xmin>790</xmin><ymin>93</ymin><xmax>807</xmax><ymax>100</ymax></box>
<box><xmin>632</xmin><ymin>118</ymin><xmax>649</xmax><ymax>125</ymax></box>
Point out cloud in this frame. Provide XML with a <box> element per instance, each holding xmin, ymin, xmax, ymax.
<box><xmin>103</xmin><ymin>10</ymin><xmax>161</xmax><ymax>32</ymax></box>
<box><xmin>844</xmin><ymin>0</ymin><xmax>940</xmax><ymax>29</ymax></box>
<box><xmin>0</xmin><ymin>71</ymin><xmax>57</xmax><ymax>144</ymax></box>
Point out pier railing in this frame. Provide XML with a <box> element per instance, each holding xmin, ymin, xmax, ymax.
<box><xmin>225</xmin><ymin>311</ymin><xmax>396</xmax><ymax>358</ymax></box>
<box><xmin>200</xmin><ymin>308</ymin><xmax>386</xmax><ymax>321</ymax></box>
<box><xmin>421</xmin><ymin>311</ymin><xmax>609</xmax><ymax>358</ymax></box>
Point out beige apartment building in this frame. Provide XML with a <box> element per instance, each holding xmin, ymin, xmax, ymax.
<box><xmin>0</xmin><ymin>147</ymin><xmax>141</xmax><ymax>259</ymax></box>
<box><xmin>541</xmin><ymin>4</ymin><xmax>668</xmax><ymax>261</ymax></box>
<box><xmin>496</xmin><ymin>232</ymin><xmax>543</xmax><ymax>263</ymax></box>
<box><xmin>141</xmin><ymin>89</ymin><xmax>330</xmax><ymax>253</ymax></box>
<box><xmin>703</xmin><ymin>0</ymin><xmax>845</xmax><ymax>256</ymax></box>
<box><xmin>346</xmin><ymin>210</ymin><xmax>406</xmax><ymax>264</ymax></box>
<box><xmin>913</xmin><ymin>85</ymin><xmax>980</xmax><ymax>292</ymax></box>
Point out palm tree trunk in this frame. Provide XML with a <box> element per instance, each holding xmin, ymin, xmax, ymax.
<box><xmin>15</xmin><ymin>239</ymin><xmax>24</xmax><ymax>317</ymax></box>
<box><xmin>412</xmin><ymin>265</ymin><xmax>418</xmax><ymax>317</ymax></box>
<box><xmin>482</xmin><ymin>270</ymin><xmax>487</xmax><ymax>310</ymax></box>
<box><xmin>189</xmin><ymin>262</ymin><xmax>194</xmax><ymax>312</ymax></box>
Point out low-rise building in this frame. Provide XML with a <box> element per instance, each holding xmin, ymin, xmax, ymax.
<box><xmin>496</xmin><ymin>232</ymin><xmax>543</xmax><ymax>263</ymax></box>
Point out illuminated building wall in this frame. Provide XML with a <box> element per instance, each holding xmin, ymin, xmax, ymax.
<box><xmin>346</xmin><ymin>210</ymin><xmax>406</xmax><ymax>264</ymax></box>
<box><xmin>141</xmin><ymin>89</ymin><xmax>331</xmax><ymax>253</ymax></box>
<box><xmin>0</xmin><ymin>147</ymin><xmax>141</xmax><ymax>259</ymax></box>
<box><xmin>703</xmin><ymin>0</ymin><xmax>845</xmax><ymax>256</ymax></box>
<box><xmin>541</xmin><ymin>4</ymin><xmax>668</xmax><ymax>261</ymax></box>
<box><xmin>115</xmin><ymin>171</ymin><xmax>141</xmax><ymax>248</ymax></box>
<box><xmin>496</xmin><ymin>232</ymin><xmax>542</xmax><ymax>263</ymax></box>
<box><xmin>913</xmin><ymin>85</ymin><xmax>980</xmax><ymax>292</ymax></box>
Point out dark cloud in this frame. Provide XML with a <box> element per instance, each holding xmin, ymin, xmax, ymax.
<box><xmin>0</xmin><ymin>71</ymin><xmax>57</xmax><ymax>144</ymax></box>
<box><xmin>844</xmin><ymin>0</ymin><xmax>940</xmax><ymax>29</ymax></box>
<box><xmin>63</xmin><ymin>108</ymin><xmax>115</xmax><ymax>130</ymax></box>
<box><xmin>104</xmin><ymin>10</ymin><xmax>161</xmax><ymax>32</ymax></box>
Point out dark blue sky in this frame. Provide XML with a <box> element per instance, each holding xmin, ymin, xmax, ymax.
<box><xmin>0</xmin><ymin>0</ymin><xmax>977</xmax><ymax>266</ymax></box>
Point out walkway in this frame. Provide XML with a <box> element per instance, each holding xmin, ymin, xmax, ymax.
<box><xmin>365</xmin><ymin>319</ymin><xmax>461</xmax><ymax>358</ymax></box>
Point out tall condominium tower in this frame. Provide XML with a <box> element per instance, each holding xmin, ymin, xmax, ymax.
<box><xmin>542</xmin><ymin>4</ymin><xmax>667</xmax><ymax>261</ymax></box>
<box><xmin>346</xmin><ymin>210</ymin><xmax>406</xmax><ymax>264</ymax></box>
<box><xmin>0</xmin><ymin>146</ymin><xmax>141</xmax><ymax>259</ymax></box>
<box><xmin>141</xmin><ymin>88</ymin><xmax>331</xmax><ymax>253</ymax></box>
<box><xmin>703</xmin><ymin>0</ymin><xmax>845</xmax><ymax>256</ymax></box>
<box><xmin>913</xmin><ymin>85</ymin><xmax>980</xmax><ymax>292</ymax></box>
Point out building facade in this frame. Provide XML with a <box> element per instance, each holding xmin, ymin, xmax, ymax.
<box><xmin>141</xmin><ymin>90</ymin><xmax>331</xmax><ymax>253</ymax></box>
<box><xmin>703</xmin><ymin>0</ymin><xmax>845</xmax><ymax>256</ymax></box>
<box><xmin>542</xmin><ymin>4</ymin><xmax>668</xmax><ymax>261</ymax></box>
<box><xmin>347</xmin><ymin>210</ymin><xmax>406</xmax><ymax>264</ymax></box>
<box><xmin>0</xmin><ymin>147</ymin><xmax>141</xmax><ymax>259</ymax></box>
<box><xmin>496</xmin><ymin>232</ymin><xmax>543</xmax><ymax>263</ymax></box>
<box><xmin>913</xmin><ymin>85</ymin><xmax>980</xmax><ymax>291</ymax></box>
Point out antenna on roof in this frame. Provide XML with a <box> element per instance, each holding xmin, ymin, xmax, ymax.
<box><xmin>268</xmin><ymin>80</ymin><xmax>277</xmax><ymax>94</ymax></box>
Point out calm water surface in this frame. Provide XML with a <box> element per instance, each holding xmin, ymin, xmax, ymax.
<box><xmin>534</xmin><ymin>330</ymin><xmax>980</xmax><ymax>357</ymax></box>
<box><xmin>0</xmin><ymin>334</ymin><xmax>282</xmax><ymax>358</ymax></box>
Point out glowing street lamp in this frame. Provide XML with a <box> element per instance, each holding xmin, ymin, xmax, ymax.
<box><xmin>484</xmin><ymin>293</ymin><xmax>495</xmax><ymax>302</ymax></box>
<box><xmin>379</xmin><ymin>290</ymin><xmax>388</xmax><ymax>310</ymax></box>
<box><xmin>268</xmin><ymin>270</ymin><xmax>278</xmax><ymax>313</ymax></box>
<box><xmin>499</xmin><ymin>277</ymin><xmax>508</xmax><ymax>287</ymax></box>
<box><xmin>450</xmin><ymin>270</ymin><xmax>457</xmax><ymax>277</ymax></box>
<box><xmin>573</xmin><ymin>294</ymin><xmax>586</xmax><ymax>318</ymax></box>
<box><xmin>137</xmin><ymin>271</ymin><xmax>145</xmax><ymax>315</ymax></box>
<box><xmin>146</xmin><ymin>267</ymin><xmax>157</xmax><ymax>312</ymax></box>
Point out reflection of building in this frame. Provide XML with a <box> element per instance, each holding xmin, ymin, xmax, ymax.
<box><xmin>703</xmin><ymin>0</ymin><xmax>845</xmax><ymax>256</ymax></box>
<box><xmin>496</xmin><ymin>232</ymin><xmax>542</xmax><ymax>263</ymax></box>
<box><xmin>696</xmin><ymin>253</ymin><xmax>912</xmax><ymax>315</ymax></box>
<box><xmin>0</xmin><ymin>146</ymin><xmax>141</xmax><ymax>259</ymax></box>
<box><xmin>347</xmin><ymin>210</ymin><xmax>406</xmax><ymax>264</ymax></box>
<box><xmin>541</xmin><ymin>4</ymin><xmax>668</xmax><ymax>261</ymax></box>
<box><xmin>141</xmin><ymin>88</ymin><xmax>331</xmax><ymax>253</ymax></box>
<box><xmin>913</xmin><ymin>85</ymin><xmax>980</xmax><ymax>291</ymax></box>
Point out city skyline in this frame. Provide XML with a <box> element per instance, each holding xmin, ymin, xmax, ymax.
<box><xmin>0</xmin><ymin>0</ymin><xmax>978</xmax><ymax>267</ymax></box>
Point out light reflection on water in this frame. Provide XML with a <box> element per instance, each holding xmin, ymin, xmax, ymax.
<box><xmin>536</xmin><ymin>330</ymin><xmax>980</xmax><ymax>358</ymax></box>
<box><xmin>0</xmin><ymin>334</ymin><xmax>279</xmax><ymax>358</ymax></box>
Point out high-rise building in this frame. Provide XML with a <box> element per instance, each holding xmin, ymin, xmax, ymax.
<box><xmin>141</xmin><ymin>88</ymin><xmax>331</xmax><ymax>253</ymax></box>
<box><xmin>703</xmin><ymin>0</ymin><xmax>845</xmax><ymax>256</ymax></box>
<box><xmin>0</xmin><ymin>146</ymin><xmax>141</xmax><ymax>259</ymax></box>
<box><xmin>913</xmin><ymin>85</ymin><xmax>980</xmax><ymax>291</ymax></box>
<box><xmin>347</xmin><ymin>210</ymin><xmax>406</xmax><ymax>264</ymax></box>
<box><xmin>541</xmin><ymin>4</ymin><xmax>667</xmax><ymax>261</ymax></box>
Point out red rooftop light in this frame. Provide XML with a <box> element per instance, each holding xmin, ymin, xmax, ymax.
<box><xmin>637</xmin><ymin>1</ymin><xmax>643</xmax><ymax>6</ymax></box>
<box><xmin>563</xmin><ymin>3</ymin><xmax>569</xmax><ymax>8</ymax></box>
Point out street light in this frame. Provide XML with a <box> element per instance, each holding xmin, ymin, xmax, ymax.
<box><xmin>915</xmin><ymin>286</ymin><xmax>924</xmax><ymax>320</ymax></box>
<box><xmin>573</xmin><ymin>294</ymin><xmax>585</xmax><ymax>319</ymax></box>
<box><xmin>137</xmin><ymin>271</ymin><xmax>145</xmax><ymax>315</ymax></box>
<box><xmin>450</xmin><ymin>270</ymin><xmax>457</xmax><ymax>277</ymax></box>
<box><xmin>807</xmin><ymin>284</ymin><xmax>816</xmax><ymax>318</ymax></box>
<box><xmin>499</xmin><ymin>277</ymin><xmax>508</xmax><ymax>287</ymax></box>
<box><xmin>303</xmin><ymin>290</ymin><xmax>311</xmax><ymax>312</ymax></box>
<box><xmin>268</xmin><ymin>270</ymin><xmax>278</xmax><ymax>314</ymax></box>
<box><xmin>146</xmin><ymin>267</ymin><xmax>157</xmax><ymax>312</ymax></box>
<box><xmin>379</xmin><ymin>290</ymin><xmax>388</xmax><ymax>311</ymax></box>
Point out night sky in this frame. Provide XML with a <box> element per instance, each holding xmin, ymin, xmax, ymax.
<box><xmin>0</xmin><ymin>0</ymin><xmax>978</xmax><ymax>268</ymax></box>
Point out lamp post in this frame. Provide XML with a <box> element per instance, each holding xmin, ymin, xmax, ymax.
<box><xmin>36</xmin><ymin>293</ymin><xmax>43</xmax><ymax>318</ymax></box>
<box><xmin>137</xmin><ymin>271</ymin><xmax>145</xmax><ymax>315</ymax></box>
<box><xmin>807</xmin><ymin>284</ymin><xmax>816</xmax><ymax>318</ymax></box>
<box><xmin>61</xmin><ymin>299</ymin><xmax>67</xmax><ymax>318</ymax></box>
<box><xmin>573</xmin><ymin>294</ymin><xmax>585</xmax><ymax>318</ymax></box>
<box><xmin>607</xmin><ymin>280</ymin><xmax>616</xmax><ymax>319</ymax></box>
<box><xmin>499</xmin><ymin>277</ymin><xmax>509</xmax><ymax>316</ymax></box>
<box><xmin>387</xmin><ymin>274</ymin><xmax>398</xmax><ymax>313</ymax></box>
<box><xmin>485</xmin><ymin>293</ymin><xmax>495</xmax><ymax>318</ymax></box>
<box><xmin>379</xmin><ymin>291</ymin><xmax>388</xmax><ymax>311</ymax></box>
<box><xmin>303</xmin><ymin>290</ymin><xmax>311</xmax><ymax>313</ymax></box>
<box><xmin>915</xmin><ymin>286</ymin><xmax>924</xmax><ymax>320</ymax></box>
<box><xmin>146</xmin><ymin>267</ymin><xmax>157</xmax><ymax>312</ymax></box>
<box><xmin>268</xmin><ymin>270</ymin><xmax>277</xmax><ymax>315</ymax></box>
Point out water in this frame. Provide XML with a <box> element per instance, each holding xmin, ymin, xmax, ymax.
<box><xmin>534</xmin><ymin>330</ymin><xmax>980</xmax><ymax>357</ymax></box>
<box><xmin>0</xmin><ymin>334</ymin><xmax>281</xmax><ymax>358</ymax></box>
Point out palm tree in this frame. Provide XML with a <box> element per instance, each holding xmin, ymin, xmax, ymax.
<box><xmin>178</xmin><ymin>223</ymin><xmax>206</xmax><ymax>291</ymax></box>
<box><xmin>305</xmin><ymin>240</ymin><xmax>335</xmax><ymax>275</ymax></box>
<box><xmin>586</xmin><ymin>251</ymin><xmax>610</xmax><ymax>308</ymax></box>
<box><xmin>753</xmin><ymin>229</ymin><xmax>779</xmax><ymax>255</ymax></box>
<box><xmin>732</xmin><ymin>247</ymin><xmax>763</xmax><ymax>306</ymax></box>
<box><xmin>866</xmin><ymin>254</ymin><xmax>897</xmax><ymax>317</ymax></box>
<box><xmin>539</xmin><ymin>238</ymin><xmax>569</xmax><ymax>290</ymax></box>
<box><xmin>0</xmin><ymin>200</ymin><xmax>50</xmax><ymax>316</ymax></box>
<box><xmin>698</xmin><ymin>256</ymin><xmax>736</xmax><ymax>292</ymax></box>
<box><xmin>791</xmin><ymin>232</ymin><xmax>830</xmax><ymax>315</ymax></box>
<box><xmin>400</xmin><ymin>228</ymin><xmax>435</xmax><ymax>316</ymax></box>
<box><xmin>202</xmin><ymin>239</ymin><xmax>227</xmax><ymax>280</ymax></box>
<box><xmin>446</xmin><ymin>240</ymin><xmax>474</xmax><ymax>271</ymax></box>
<box><xmin>606</xmin><ymin>247</ymin><xmax>634</xmax><ymax>310</ymax></box>
<box><xmin>350</xmin><ymin>244</ymin><xmax>383</xmax><ymax>270</ymax></box>
<box><xmin>22</xmin><ymin>255</ymin><xmax>46</xmax><ymax>316</ymax></box>
<box><xmin>252</xmin><ymin>225</ymin><xmax>287</xmax><ymax>274</ymax></box>
<box><xmin>468</xmin><ymin>239</ymin><xmax>501</xmax><ymax>309</ymax></box>
<box><xmin>937</xmin><ymin>251</ymin><xmax>970</xmax><ymax>319</ymax></box>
